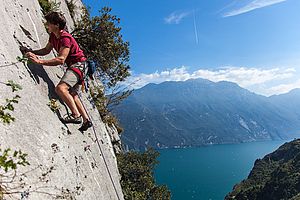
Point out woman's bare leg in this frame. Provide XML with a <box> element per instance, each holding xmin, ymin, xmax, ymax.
<box><xmin>55</xmin><ymin>83</ymin><xmax>80</xmax><ymax>117</ymax></box>
<box><xmin>71</xmin><ymin>92</ymin><xmax>89</xmax><ymax>122</ymax></box>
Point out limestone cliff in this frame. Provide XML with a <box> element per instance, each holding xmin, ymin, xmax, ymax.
<box><xmin>0</xmin><ymin>0</ymin><xmax>124</xmax><ymax>199</ymax></box>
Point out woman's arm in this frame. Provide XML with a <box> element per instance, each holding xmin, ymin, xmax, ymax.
<box><xmin>31</xmin><ymin>42</ymin><xmax>53</xmax><ymax>56</ymax></box>
<box><xmin>26</xmin><ymin>46</ymin><xmax>70</xmax><ymax>66</ymax></box>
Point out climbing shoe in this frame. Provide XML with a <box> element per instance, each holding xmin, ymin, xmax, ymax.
<box><xmin>78</xmin><ymin>120</ymin><xmax>93</xmax><ymax>132</ymax></box>
<box><xmin>62</xmin><ymin>114</ymin><xmax>82</xmax><ymax>124</ymax></box>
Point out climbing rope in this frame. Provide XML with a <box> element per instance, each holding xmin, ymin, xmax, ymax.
<box><xmin>52</xmin><ymin>65</ymin><xmax>121</xmax><ymax>198</ymax></box>
<box><xmin>52</xmin><ymin>58</ymin><xmax>121</xmax><ymax>198</ymax></box>
<box><xmin>78</xmin><ymin>92</ymin><xmax>122</xmax><ymax>200</ymax></box>
<box><xmin>0</xmin><ymin>61</ymin><xmax>22</xmax><ymax>68</ymax></box>
<box><xmin>0</xmin><ymin>58</ymin><xmax>37</xmax><ymax>84</ymax></box>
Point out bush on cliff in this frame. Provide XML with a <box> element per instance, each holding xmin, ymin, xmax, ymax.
<box><xmin>225</xmin><ymin>139</ymin><xmax>300</xmax><ymax>200</ymax></box>
<box><xmin>117</xmin><ymin>148</ymin><xmax>171</xmax><ymax>200</ymax></box>
<box><xmin>72</xmin><ymin>6</ymin><xmax>131</xmax><ymax>131</ymax></box>
<box><xmin>72</xmin><ymin>6</ymin><xmax>130</xmax><ymax>88</ymax></box>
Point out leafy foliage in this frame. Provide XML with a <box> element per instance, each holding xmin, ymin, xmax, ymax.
<box><xmin>89</xmin><ymin>85</ymin><xmax>123</xmax><ymax>133</ymax></box>
<box><xmin>5</xmin><ymin>80</ymin><xmax>22</xmax><ymax>92</ymax></box>
<box><xmin>0</xmin><ymin>80</ymin><xmax>21</xmax><ymax>124</ymax></box>
<box><xmin>0</xmin><ymin>148</ymin><xmax>30</xmax><ymax>172</ymax></box>
<box><xmin>226</xmin><ymin>139</ymin><xmax>300</xmax><ymax>200</ymax></box>
<box><xmin>0</xmin><ymin>95</ymin><xmax>20</xmax><ymax>124</ymax></box>
<box><xmin>38</xmin><ymin>0</ymin><xmax>61</xmax><ymax>15</ymax></box>
<box><xmin>72</xmin><ymin>6</ymin><xmax>130</xmax><ymax>88</ymax></box>
<box><xmin>0</xmin><ymin>80</ymin><xmax>29</xmax><ymax>198</ymax></box>
<box><xmin>0</xmin><ymin>81</ymin><xmax>28</xmax><ymax>171</ymax></box>
<box><xmin>47</xmin><ymin>99</ymin><xmax>60</xmax><ymax>112</ymax></box>
<box><xmin>65</xmin><ymin>0</ymin><xmax>76</xmax><ymax>19</ymax></box>
<box><xmin>117</xmin><ymin>148</ymin><xmax>171</xmax><ymax>200</ymax></box>
<box><xmin>16</xmin><ymin>56</ymin><xmax>28</xmax><ymax>64</ymax></box>
<box><xmin>72</xmin><ymin>6</ymin><xmax>132</xmax><ymax>133</ymax></box>
<box><xmin>90</xmin><ymin>83</ymin><xmax>131</xmax><ymax>132</ymax></box>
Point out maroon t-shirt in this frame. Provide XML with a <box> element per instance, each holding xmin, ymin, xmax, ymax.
<box><xmin>49</xmin><ymin>31</ymin><xmax>86</xmax><ymax>67</ymax></box>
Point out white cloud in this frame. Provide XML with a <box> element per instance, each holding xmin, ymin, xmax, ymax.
<box><xmin>191</xmin><ymin>67</ymin><xmax>295</xmax><ymax>87</ymax></box>
<box><xmin>164</xmin><ymin>11</ymin><xmax>190</xmax><ymax>24</ymax></box>
<box><xmin>125</xmin><ymin>66</ymin><xmax>298</xmax><ymax>96</ymax></box>
<box><xmin>268</xmin><ymin>79</ymin><xmax>300</xmax><ymax>95</ymax></box>
<box><xmin>223</xmin><ymin>0</ymin><xmax>287</xmax><ymax>17</ymax></box>
<box><xmin>127</xmin><ymin>67</ymin><xmax>191</xmax><ymax>88</ymax></box>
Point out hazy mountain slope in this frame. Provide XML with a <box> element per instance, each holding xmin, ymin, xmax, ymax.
<box><xmin>114</xmin><ymin>79</ymin><xmax>300</xmax><ymax>150</ymax></box>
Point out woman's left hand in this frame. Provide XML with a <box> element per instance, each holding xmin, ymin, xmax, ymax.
<box><xmin>25</xmin><ymin>52</ymin><xmax>41</xmax><ymax>64</ymax></box>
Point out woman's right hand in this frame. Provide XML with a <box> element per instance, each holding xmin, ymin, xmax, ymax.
<box><xmin>25</xmin><ymin>52</ymin><xmax>35</xmax><ymax>58</ymax></box>
<box><xmin>20</xmin><ymin>46</ymin><xmax>32</xmax><ymax>54</ymax></box>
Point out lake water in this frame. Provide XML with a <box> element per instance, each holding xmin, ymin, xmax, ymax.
<box><xmin>154</xmin><ymin>140</ymin><xmax>289</xmax><ymax>200</ymax></box>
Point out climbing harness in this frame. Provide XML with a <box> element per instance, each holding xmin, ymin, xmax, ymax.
<box><xmin>54</xmin><ymin>63</ymin><xmax>122</xmax><ymax>199</ymax></box>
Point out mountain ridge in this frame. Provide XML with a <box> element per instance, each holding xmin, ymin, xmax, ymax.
<box><xmin>115</xmin><ymin>78</ymin><xmax>300</xmax><ymax>150</ymax></box>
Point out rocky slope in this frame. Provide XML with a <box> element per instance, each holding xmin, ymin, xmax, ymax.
<box><xmin>0</xmin><ymin>0</ymin><xmax>123</xmax><ymax>199</ymax></box>
<box><xmin>225</xmin><ymin>139</ymin><xmax>300</xmax><ymax>200</ymax></box>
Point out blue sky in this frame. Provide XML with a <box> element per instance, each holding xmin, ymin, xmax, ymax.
<box><xmin>82</xmin><ymin>0</ymin><xmax>300</xmax><ymax>96</ymax></box>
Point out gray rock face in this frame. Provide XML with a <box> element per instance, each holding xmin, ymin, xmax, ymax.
<box><xmin>64</xmin><ymin>0</ymin><xmax>86</xmax><ymax>24</ymax></box>
<box><xmin>0</xmin><ymin>0</ymin><xmax>124</xmax><ymax>199</ymax></box>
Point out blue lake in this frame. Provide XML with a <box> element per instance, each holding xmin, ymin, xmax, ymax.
<box><xmin>154</xmin><ymin>140</ymin><xmax>290</xmax><ymax>200</ymax></box>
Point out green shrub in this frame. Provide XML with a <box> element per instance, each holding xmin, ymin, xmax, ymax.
<box><xmin>0</xmin><ymin>80</ymin><xmax>21</xmax><ymax>124</ymax></box>
<box><xmin>74</xmin><ymin>7</ymin><xmax>132</xmax><ymax>132</ymax></box>
<box><xmin>5</xmin><ymin>80</ymin><xmax>22</xmax><ymax>92</ymax></box>
<box><xmin>38</xmin><ymin>0</ymin><xmax>61</xmax><ymax>15</ymax></box>
<box><xmin>0</xmin><ymin>95</ymin><xmax>20</xmax><ymax>124</ymax></box>
<box><xmin>72</xmin><ymin>6</ymin><xmax>130</xmax><ymax>88</ymax></box>
<box><xmin>65</xmin><ymin>0</ymin><xmax>76</xmax><ymax>19</ymax></box>
<box><xmin>0</xmin><ymin>148</ymin><xmax>29</xmax><ymax>172</ymax></box>
<box><xmin>0</xmin><ymin>80</ymin><xmax>30</xmax><ymax>198</ymax></box>
<box><xmin>90</xmin><ymin>84</ymin><xmax>129</xmax><ymax>133</ymax></box>
<box><xmin>117</xmin><ymin>148</ymin><xmax>171</xmax><ymax>200</ymax></box>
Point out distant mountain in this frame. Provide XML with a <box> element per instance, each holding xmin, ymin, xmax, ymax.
<box><xmin>225</xmin><ymin>139</ymin><xmax>300</xmax><ymax>200</ymax></box>
<box><xmin>113</xmin><ymin>78</ymin><xmax>300</xmax><ymax>150</ymax></box>
<box><xmin>269</xmin><ymin>88</ymin><xmax>300</xmax><ymax>118</ymax></box>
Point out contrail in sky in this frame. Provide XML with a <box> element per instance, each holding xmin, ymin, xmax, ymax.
<box><xmin>216</xmin><ymin>0</ymin><xmax>239</xmax><ymax>14</ymax></box>
<box><xmin>223</xmin><ymin>0</ymin><xmax>287</xmax><ymax>17</ymax></box>
<box><xmin>193</xmin><ymin>10</ymin><xmax>198</xmax><ymax>45</ymax></box>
